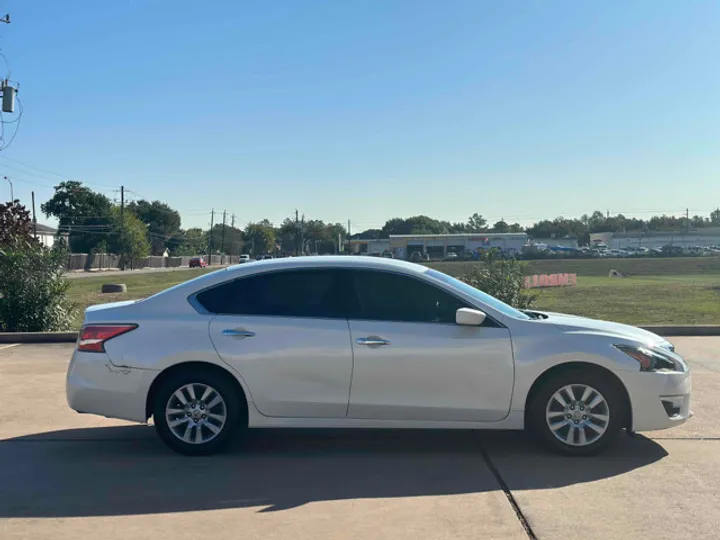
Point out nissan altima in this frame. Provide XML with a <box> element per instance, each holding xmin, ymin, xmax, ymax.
<box><xmin>66</xmin><ymin>256</ymin><xmax>691</xmax><ymax>456</ymax></box>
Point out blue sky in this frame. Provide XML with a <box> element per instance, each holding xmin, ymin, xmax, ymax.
<box><xmin>2</xmin><ymin>0</ymin><xmax>719</xmax><ymax>230</ymax></box>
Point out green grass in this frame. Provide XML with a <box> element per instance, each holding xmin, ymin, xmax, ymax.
<box><xmin>66</xmin><ymin>259</ymin><xmax>720</xmax><ymax>328</ymax></box>
<box><xmin>533</xmin><ymin>275</ymin><xmax>720</xmax><ymax>325</ymax></box>
<box><xmin>68</xmin><ymin>268</ymin><xmax>218</xmax><ymax>327</ymax></box>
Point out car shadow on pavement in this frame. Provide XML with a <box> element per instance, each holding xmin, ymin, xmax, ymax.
<box><xmin>0</xmin><ymin>426</ymin><xmax>667</xmax><ymax>518</ymax></box>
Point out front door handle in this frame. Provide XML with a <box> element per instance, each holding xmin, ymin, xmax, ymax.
<box><xmin>222</xmin><ymin>329</ymin><xmax>256</xmax><ymax>339</ymax></box>
<box><xmin>356</xmin><ymin>336</ymin><xmax>391</xmax><ymax>346</ymax></box>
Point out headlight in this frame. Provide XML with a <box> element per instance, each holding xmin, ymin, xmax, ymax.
<box><xmin>615</xmin><ymin>344</ymin><xmax>687</xmax><ymax>373</ymax></box>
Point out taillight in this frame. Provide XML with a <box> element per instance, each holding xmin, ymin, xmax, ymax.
<box><xmin>77</xmin><ymin>325</ymin><xmax>137</xmax><ymax>353</ymax></box>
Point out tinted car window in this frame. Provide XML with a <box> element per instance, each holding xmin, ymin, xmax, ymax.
<box><xmin>196</xmin><ymin>269</ymin><xmax>345</xmax><ymax>318</ymax></box>
<box><xmin>349</xmin><ymin>270</ymin><xmax>468</xmax><ymax>323</ymax></box>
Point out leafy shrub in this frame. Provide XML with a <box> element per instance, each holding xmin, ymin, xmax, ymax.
<box><xmin>459</xmin><ymin>250</ymin><xmax>537</xmax><ymax>309</ymax></box>
<box><xmin>0</xmin><ymin>241</ymin><xmax>76</xmax><ymax>332</ymax></box>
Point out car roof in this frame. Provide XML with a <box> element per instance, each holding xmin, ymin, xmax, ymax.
<box><xmin>225</xmin><ymin>255</ymin><xmax>427</xmax><ymax>275</ymax></box>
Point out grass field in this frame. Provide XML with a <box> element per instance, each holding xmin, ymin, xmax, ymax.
<box><xmin>66</xmin><ymin>258</ymin><xmax>720</xmax><ymax>328</ymax></box>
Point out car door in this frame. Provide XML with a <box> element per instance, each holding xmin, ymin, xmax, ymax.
<box><xmin>201</xmin><ymin>268</ymin><xmax>353</xmax><ymax>418</ymax></box>
<box><xmin>347</xmin><ymin>269</ymin><xmax>514</xmax><ymax>422</ymax></box>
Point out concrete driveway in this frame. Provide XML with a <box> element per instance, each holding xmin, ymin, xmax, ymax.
<box><xmin>1</xmin><ymin>338</ymin><xmax>719</xmax><ymax>539</ymax></box>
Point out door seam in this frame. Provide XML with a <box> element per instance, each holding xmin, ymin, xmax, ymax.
<box><xmin>344</xmin><ymin>319</ymin><xmax>355</xmax><ymax>418</ymax></box>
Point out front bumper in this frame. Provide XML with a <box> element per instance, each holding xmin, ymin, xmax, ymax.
<box><xmin>616</xmin><ymin>369</ymin><xmax>692</xmax><ymax>432</ymax></box>
<box><xmin>66</xmin><ymin>350</ymin><xmax>158</xmax><ymax>423</ymax></box>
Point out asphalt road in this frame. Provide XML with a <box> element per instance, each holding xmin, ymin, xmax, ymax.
<box><xmin>1</xmin><ymin>338</ymin><xmax>719</xmax><ymax>539</ymax></box>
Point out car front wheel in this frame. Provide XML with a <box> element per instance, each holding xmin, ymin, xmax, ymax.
<box><xmin>153</xmin><ymin>369</ymin><xmax>242</xmax><ymax>455</ymax></box>
<box><xmin>528</xmin><ymin>369</ymin><xmax>626</xmax><ymax>456</ymax></box>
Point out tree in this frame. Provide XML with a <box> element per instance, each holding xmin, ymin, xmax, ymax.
<box><xmin>352</xmin><ymin>229</ymin><xmax>383</xmax><ymax>240</ymax></box>
<box><xmin>127</xmin><ymin>200</ymin><xmax>182</xmax><ymax>255</ymax></box>
<box><xmin>244</xmin><ymin>221</ymin><xmax>276</xmax><ymax>255</ymax></box>
<box><xmin>107</xmin><ymin>207</ymin><xmax>150</xmax><ymax>263</ymax></box>
<box><xmin>208</xmin><ymin>223</ymin><xmax>243</xmax><ymax>255</ymax></box>
<box><xmin>459</xmin><ymin>250</ymin><xmax>536</xmax><ymax>309</ymax></box>
<box><xmin>381</xmin><ymin>215</ymin><xmax>451</xmax><ymax>236</ymax></box>
<box><xmin>173</xmin><ymin>228</ymin><xmax>207</xmax><ymax>256</ymax></box>
<box><xmin>490</xmin><ymin>220</ymin><xmax>509</xmax><ymax>233</ymax></box>
<box><xmin>0</xmin><ymin>241</ymin><xmax>75</xmax><ymax>332</ymax></box>
<box><xmin>0</xmin><ymin>201</ymin><xmax>35</xmax><ymax>247</ymax></box>
<box><xmin>466</xmin><ymin>213</ymin><xmax>488</xmax><ymax>233</ymax></box>
<box><xmin>41</xmin><ymin>181</ymin><xmax>113</xmax><ymax>253</ymax></box>
<box><xmin>711</xmin><ymin>209</ymin><xmax>720</xmax><ymax>226</ymax></box>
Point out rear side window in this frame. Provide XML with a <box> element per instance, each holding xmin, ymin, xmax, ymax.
<box><xmin>195</xmin><ymin>269</ymin><xmax>345</xmax><ymax>319</ymax></box>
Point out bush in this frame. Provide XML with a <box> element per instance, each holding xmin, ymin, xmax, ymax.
<box><xmin>459</xmin><ymin>251</ymin><xmax>537</xmax><ymax>309</ymax></box>
<box><xmin>0</xmin><ymin>241</ymin><xmax>76</xmax><ymax>332</ymax></box>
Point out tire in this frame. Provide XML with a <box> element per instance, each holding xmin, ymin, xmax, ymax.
<box><xmin>153</xmin><ymin>368</ymin><xmax>244</xmax><ymax>456</ymax></box>
<box><xmin>527</xmin><ymin>368</ymin><xmax>626</xmax><ymax>456</ymax></box>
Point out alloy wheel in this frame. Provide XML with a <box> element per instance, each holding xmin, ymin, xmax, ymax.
<box><xmin>545</xmin><ymin>384</ymin><xmax>610</xmax><ymax>447</ymax></box>
<box><xmin>165</xmin><ymin>383</ymin><xmax>227</xmax><ymax>445</ymax></box>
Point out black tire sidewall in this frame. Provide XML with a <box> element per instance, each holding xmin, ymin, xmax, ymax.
<box><xmin>153</xmin><ymin>369</ymin><xmax>242</xmax><ymax>456</ymax></box>
<box><xmin>529</xmin><ymin>369</ymin><xmax>626</xmax><ymax>456</ymax></box>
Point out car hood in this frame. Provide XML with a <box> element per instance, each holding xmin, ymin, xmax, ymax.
<box><xmin>531</xmin><ymin>310</ymin><xmax>671</xmax><ymax>347</ymax></box>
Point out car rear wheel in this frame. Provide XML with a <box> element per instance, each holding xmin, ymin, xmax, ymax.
<box><xmin>153</xmin><ymin>369</ymin><xmax>243</xmax><ymax>455</ymax></box>
<box><xmin>528</xmin><ymin>369</ymin><xmax>626</xmax><ymax>456</ymax></box>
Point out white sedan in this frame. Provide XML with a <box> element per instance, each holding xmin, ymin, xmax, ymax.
<box><xmin>67</xmin><ymin>257</ymin><xmax>691</xmax><ymax>456</ymax></box>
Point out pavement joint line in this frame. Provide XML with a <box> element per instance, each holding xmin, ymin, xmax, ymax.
<box><xmin>0</xmin><ymin>343</ymin><xmax>20</xmax><ymax>350</ymax></box>
<box><xmin>480</xmin><ymin>447</ymin><xmax>538</xmax><ymax>540</ymax></box>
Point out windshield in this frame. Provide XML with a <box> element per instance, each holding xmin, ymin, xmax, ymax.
<box><xmin>425</xmin><ymin>269</ymin><xmax>531</xmax><ymax>321</ymax></box>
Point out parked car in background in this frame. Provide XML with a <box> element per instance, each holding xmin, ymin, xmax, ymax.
<box><xmin>444</xmin><ymin>252</ymin><xmax>458</xmax><ymax>260</ymax></box>
<box><xmin>189</xmin><ymin>257</ymin><xmax>207</xmax><ymax>268</ymax></box>
<box><xmin>67</xmin><ymin>257</ymin><xmax>691</xmax><ymax>457</ymax></box>
<box><xmin>239</xmin><ymin>255</ymin><xmax>250</xmax><ymax>263</ymax></box>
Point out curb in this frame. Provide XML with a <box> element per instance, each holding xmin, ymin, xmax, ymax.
<box><xmin>2</xmin><ymin>326</ymin><xmax>720</xmax><ymax>343</ymax></box>
<box><xmin>0</xmin><ymin>332</ymin><xmax>78</xmax><ymax>344</ymax></box>
<box><xmin>640</xmin><ymin>326</ymin><xmax>720</xmax><ymax>337</ymax></box>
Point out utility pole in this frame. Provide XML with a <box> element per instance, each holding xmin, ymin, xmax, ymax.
<box><xmin>606</xmin><ymin>209</ymin><xmax>609</xmax><ymax>220</ymax></box>
<box><xmin>347</xmin><ymin>220</ymin><xmax>351</xmax><ymax>254</ymax></box>
<box><xmin>3</xmin><ymin>176</ymin><xmax>12</xmax><ymax>201</ymax></box>
<box><xmin>220</xmin><ymin>210</ymin><xmax>227</xmax><ymax>259</ymax></box>
<box><xmin>31</xmin><ymin>191</ymin><xmax>37</xmax><ymax>239</ymax></box>
<box><xmin>295</xmin><ymin>209</ymin><xmax>300</xmax><ymax>256</ymax></box>
<box><xmin>208</xmin><ymin>209</ymin><xmax>215</xmax><ymax>255</ymax></box>
<box><xmin>120</xmin><ymin>185</ymin><xmax>125</xmax><ymax>270</ymax></box>
<box><xmin>231</xmin><ymin>213</ymin><xmax>235</xmax><ymax>229</ymax></box>
<box><xmin>686</xmin><ymin>208</ymin><xmax>690</xmax><ymax>234</ymax></box>
<box><xmin>301</xmin><ymin>214</ymin><xmax>305</xmax><ymax>255</ymax></box>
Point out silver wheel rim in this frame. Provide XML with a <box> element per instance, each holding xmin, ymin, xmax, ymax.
<box><xmin>165</xmin><ymin>383</ymin><xmax>227</xmax><ymax>445</ymax></box>
<box><xmin>545</xmin><ymin>384</ymin><xmax>610</xmax><ymax>447</ymax></box>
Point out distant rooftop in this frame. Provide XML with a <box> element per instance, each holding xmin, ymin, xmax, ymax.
<box><xmin>35</xmin><ymin>224</ymin><xmax>57</xmax><ymax>235</ymax></box>
<box><xmin>388</xmin><ymin>232</ymin><xmax>527</xmax><ymax>238</ymax></box>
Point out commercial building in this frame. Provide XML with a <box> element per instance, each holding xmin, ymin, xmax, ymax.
<box><xmin>389</xmin><ymin>233</ymin><xmax>528</xmax><ymax>259</ymax></box>
<box><xmin>591</xmin><ymin>228</ymin><xmax>720</xmax><ymax>249</ymax></box>
<box><xmin>347</xmin><ymin>239</ymin><xmax>391</xmax><ymax>255</ymax></box>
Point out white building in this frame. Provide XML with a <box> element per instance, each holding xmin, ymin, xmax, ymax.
<box><xmin>35</xmin><ymin>224</ymin><xmax>57</xmax><ymax>249</ymax></box>
<box><xmin>591</xmin><ymin>229</ymin><xmax>720</xmax><ymax>249</ymax></box>
<box><xmin>389</xmin><ymin>233</ymin><xmax>528</xmax><ymax>259</ymax></box>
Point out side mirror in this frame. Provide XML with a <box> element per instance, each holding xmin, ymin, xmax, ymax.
<box><xmin>456</xmin><ymin>308</ymin><xmax>486</xmax><ymax>326</ymax></box>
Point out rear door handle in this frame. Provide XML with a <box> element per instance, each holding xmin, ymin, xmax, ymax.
<box><xmin>222</xmin><ymin>329</ymin><xmax>256</xmax><ymax>339</ymax></box>
<box><xmin>356</xmin><ymin>336</ymin><xmax>391</xmax><ymax>346</ymax></box>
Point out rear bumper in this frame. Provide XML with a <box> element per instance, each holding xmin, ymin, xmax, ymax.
<box><xmin>616</xmin><ymin>369</ymin><xmax>692</xmax><ymax>432</ymax></box>
<box><xmin>66</xmin><ymin>350</ymin><xmax>158</xmax><ymax>423</ymax></box>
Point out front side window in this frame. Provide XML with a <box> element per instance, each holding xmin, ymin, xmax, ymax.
<box><xmin>349</xmin><ymin>270</ymin><xmax>468</xmax><ymax>323</ymax></box>
<box><xmin>425</xmin><ymin>269</ymin><xmax>531</xmax><ymax>321</ymax></box>
<box><xmin>195</xmin><ymin>269</ymin><xmax>345</xmax><ymax>318</ymax></box>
